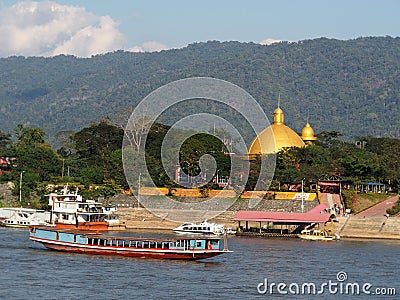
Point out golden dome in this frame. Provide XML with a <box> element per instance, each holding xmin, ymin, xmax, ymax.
<box><xmin>301</xmin><ymin>122</ymin><xmax>317</xmax><ymax>141</ymax></box>
<box><xmin>248</xmin><ymin>107</ymin><xmax>305</xmax><ymax>155</ymax></box>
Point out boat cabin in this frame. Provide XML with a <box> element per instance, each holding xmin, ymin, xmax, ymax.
<box><xmin>30</xmin><ymin>227</ymin><xmax>222</xmax><ymax>251</ymax></box>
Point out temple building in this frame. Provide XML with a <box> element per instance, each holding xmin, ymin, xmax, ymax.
<box><xmin>247</xmin><ymin>105</ymin><xmax>317</xmax><ymax>155</ymax></box>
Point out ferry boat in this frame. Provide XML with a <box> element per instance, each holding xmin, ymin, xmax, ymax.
<box><xmin>48</xmin><ymin>185</ymin><xmax>124</xmax><ymax>231</ymax></box>
<box><xmin>173</xmin><ymin>220</ymin><xmax>225</xmax><ymax>235</ymax></box>
<box><xmin>29</xmin><ymin>226</ymin><xmax>232</xmax><ymax>260</ymax></box>
<box><xmin>0</xmin><ymin>209</ymin><xmax>50</xmax><ymax>228</ymax></box>
<box><xmin>299</xmin><ymin>229</ymin><xmax>340</xmax><ymax>241</ymax></box>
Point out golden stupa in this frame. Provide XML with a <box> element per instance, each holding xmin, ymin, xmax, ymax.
<box><xmin>301</xmin><ymin>122</ymin><xmax>317</xmax><ymax>142</ymax></box>
<box><xmin>248</xmin><ymin>106</ymin><xmax>306</xmax><ymax>155</ymax></box>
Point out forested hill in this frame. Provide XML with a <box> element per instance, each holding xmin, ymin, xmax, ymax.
<box><xmin>0</xmin><ymin>36</ymin><xmax>399</xmax><ymax>142</ymax></box>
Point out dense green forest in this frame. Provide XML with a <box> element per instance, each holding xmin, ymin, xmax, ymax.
<box><xmin>0</xmin><ymin>37</ymin><xmax>399</xmax><ymax>143</ymax></box>
<box><xmin>1</xmin><ymin>123</ymin><xmax>399</xmax><ymax>210</ymax></box>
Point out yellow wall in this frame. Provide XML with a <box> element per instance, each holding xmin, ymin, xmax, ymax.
<box><xmin>139</xmin><ymin>187</ymin><xmax>236</xmax><ymax>198</ymax></box>
<box><xmin>139</xmin><ymin>187</ymin><xmax>315</xmax><ymax>200</ymax></box>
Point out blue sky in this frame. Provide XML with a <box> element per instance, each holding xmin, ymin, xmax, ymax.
<box><xmin>0</xmin><ymin>0</ymin><xmax>399</xmax><ymax>57</ymax></box>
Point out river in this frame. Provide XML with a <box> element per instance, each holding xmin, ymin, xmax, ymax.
<box><xmin>0</xmin><ymin>227</ymin><xmax>398</xmax><ymax>299</ymax></box>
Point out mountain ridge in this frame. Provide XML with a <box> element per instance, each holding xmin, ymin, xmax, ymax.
<box><xmin>0</xmin><ymin>36</ymin><xmax>399</xmax><ymax>142</ymax></box>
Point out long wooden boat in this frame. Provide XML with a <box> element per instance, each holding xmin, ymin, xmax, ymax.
<box><xmin>29</xmin><ymin>226</ymin><xmax>232</xmax><ymax>260</ymax></box>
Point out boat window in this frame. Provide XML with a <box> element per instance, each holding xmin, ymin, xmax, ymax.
<box><xmin>196</xmin><ymin>241</ymin><xmax>202</xmax><ymax>248</ymax></box>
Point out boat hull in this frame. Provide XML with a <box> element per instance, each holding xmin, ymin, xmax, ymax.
<box><xmin>0</xmin><ymin>223</ymin><xmax>29</xmax><ymax>228</ymax></box>
<box><xmin>45</xmin><ymin>243</ymin><xmax>221</xmax><ymax>260</ymax></box>
<box><xmin>173</xmin><ymin>229</ymin><xmax>217</xmax><ymax>235</ymax></box>
<box><xmin>299</xmin><ymin>236</ymin><xmax>334</xmax><ymax>241</ymax></box>
<box><xmin>54</xmin><ymin>222</ymin><xmax>109</xmax><ymax>231</ymax></box>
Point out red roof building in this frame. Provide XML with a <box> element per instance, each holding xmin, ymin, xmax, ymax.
<box><xmin>233</xmin><ymin>204</ymin><xmax>333</xmax><ymax>237</ymax></box>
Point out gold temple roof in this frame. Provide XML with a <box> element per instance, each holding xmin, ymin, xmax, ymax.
<box><xmin>248</xmin><ymin>107</ymin><xmax>305</xmax><ymax>155</ymax></box>
<box><xmin>301</xmin><ymin>122</ymin><xmax>317</xmax><ymax>141</ymax></box>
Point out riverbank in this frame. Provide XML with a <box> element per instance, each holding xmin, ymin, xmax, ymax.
<box><xmin>119</xmin><ymin>207</ymin><xmax>400</xmax><ymax>240</ymax></box>
<box><xmin>119</xmin><ymin>207</ymin><xmax>238</xmax><ymax>230</ymax></box>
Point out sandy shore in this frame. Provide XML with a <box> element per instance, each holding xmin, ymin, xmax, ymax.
<box><xmin>119</xmin><ymin>207</ymin><xmax>238</xmax><ymax>230</ymax></box>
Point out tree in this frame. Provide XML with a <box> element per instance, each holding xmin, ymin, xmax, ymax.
<box><xmin>54</xmin><ymin>130</ymin><xmax>75</xmax><ymax>156</ymax></box>
<box><xmin>4</xmin><ymin>127</ymin><xmax>62</xmax><ymax>200</ymax></box>
<box><xmin>13</xmin><ymin>143</ymin><xmax>62</xmax><ymax>182</ymax></box>
<box><xmin>71</xmin><ymin>121</ymin><xmax>124</xmax><ymax>186</ymax></box>
<box><xmin>0</xmin><ymin>130</ymin><xmax>12</xmax><ymax>151</ymax></box>
<box><xmin>72</xmin><ymin>120</ymin><xmax>124</xmax><ymax>162</ymax></box>
<box><xmin>15</xmin><ymin>124</ymin><xmax>46</xmax><ymax>146</ymax></box>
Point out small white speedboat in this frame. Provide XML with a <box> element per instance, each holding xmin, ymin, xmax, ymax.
<box><xmin>173</xmin><ymin>220</ymin><xmax>225</xmax><ymax>235</ymax></box>
<box><xmin>0</xmin><ymin>210</ymin><xmax>49</xmax><ymax>228</ymax></box>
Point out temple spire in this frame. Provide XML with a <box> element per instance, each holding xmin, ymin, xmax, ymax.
<box><xmin>273</xmin><ymin>94</ymin><xmax>284</xmax><ymax>125</ymax></box>
<box><xmin>278</xmin><ymin>93</ymin><xmax>281</xmax><ymax>108</ymax></box>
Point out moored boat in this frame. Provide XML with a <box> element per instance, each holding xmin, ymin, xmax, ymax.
<box><xmin>29</xmin><ymin>226</ymin><xmax>232</xmax><ymax>260</ymax></box>
<box><xmin>48</xmin><ymin>185</ymin><xmax>124</xmax><ymax>230</ymax></box>
<box><xmin>0</xmin><ymin>209</ymin><xmax>50</xmax><ymax>228</ymax></box>
<box><xmin>173</xmin><ymin>220</ymin><xmax>225</xmax><ymax>235</ymax></box>
<box><xmin>299</xmin><ymin>229</ymin><xmax>340</xmax><ymax>241</ymax></box>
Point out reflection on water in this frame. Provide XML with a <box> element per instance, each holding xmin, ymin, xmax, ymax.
<box><xmin>1</xmin><ymin>227</ymin><xmax>399</xmax><ymax>299</ymax></box>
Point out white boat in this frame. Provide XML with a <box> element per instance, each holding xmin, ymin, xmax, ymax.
<box><xmin>173</xmin><ymin>220</ymin><xmax>225</xmax><ymax>235</ymax></box>
<box><xmin>48</xmin><ymin>185</ymin><xmax>124</xmax><ymax>231</ymax></box>
<box><xmin>299</xmin><ymin>229</ymin><xmax>340</xmax><ymax>241</ymax></box>
<box><xmin>225</xmin><ymin>227</ymin><xmax>237</xmax><ymax>235</ymax></box>
<box><xmin>0</xmin><ymin>209</ymin><xmax>50</xmax><ymax>228</ymax></box>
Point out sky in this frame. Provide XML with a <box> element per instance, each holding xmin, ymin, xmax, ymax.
<box><xmin>0</xmin><ymin>0</ymin><xmax>399</xmax><ymax>57</ymax></box>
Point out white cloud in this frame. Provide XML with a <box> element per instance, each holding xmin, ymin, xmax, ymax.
<box><xmin>52</xmin><ymin>15</ymin><xmax>125</xmax><ymax>57</ymax></box>
<box><xmin>0</xmin><ymin>1</ymin><xmax>168</xmax><ymax>57</ymax></box>
<box><xmin>127</xmin><ymin>41</ymin><xmax>169</xmax><ymax>53</ymax></box>
<box><xmin>259</xmin><ymin>38</ymin><xmax>283</xmax><ymax>45</ymax></box>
